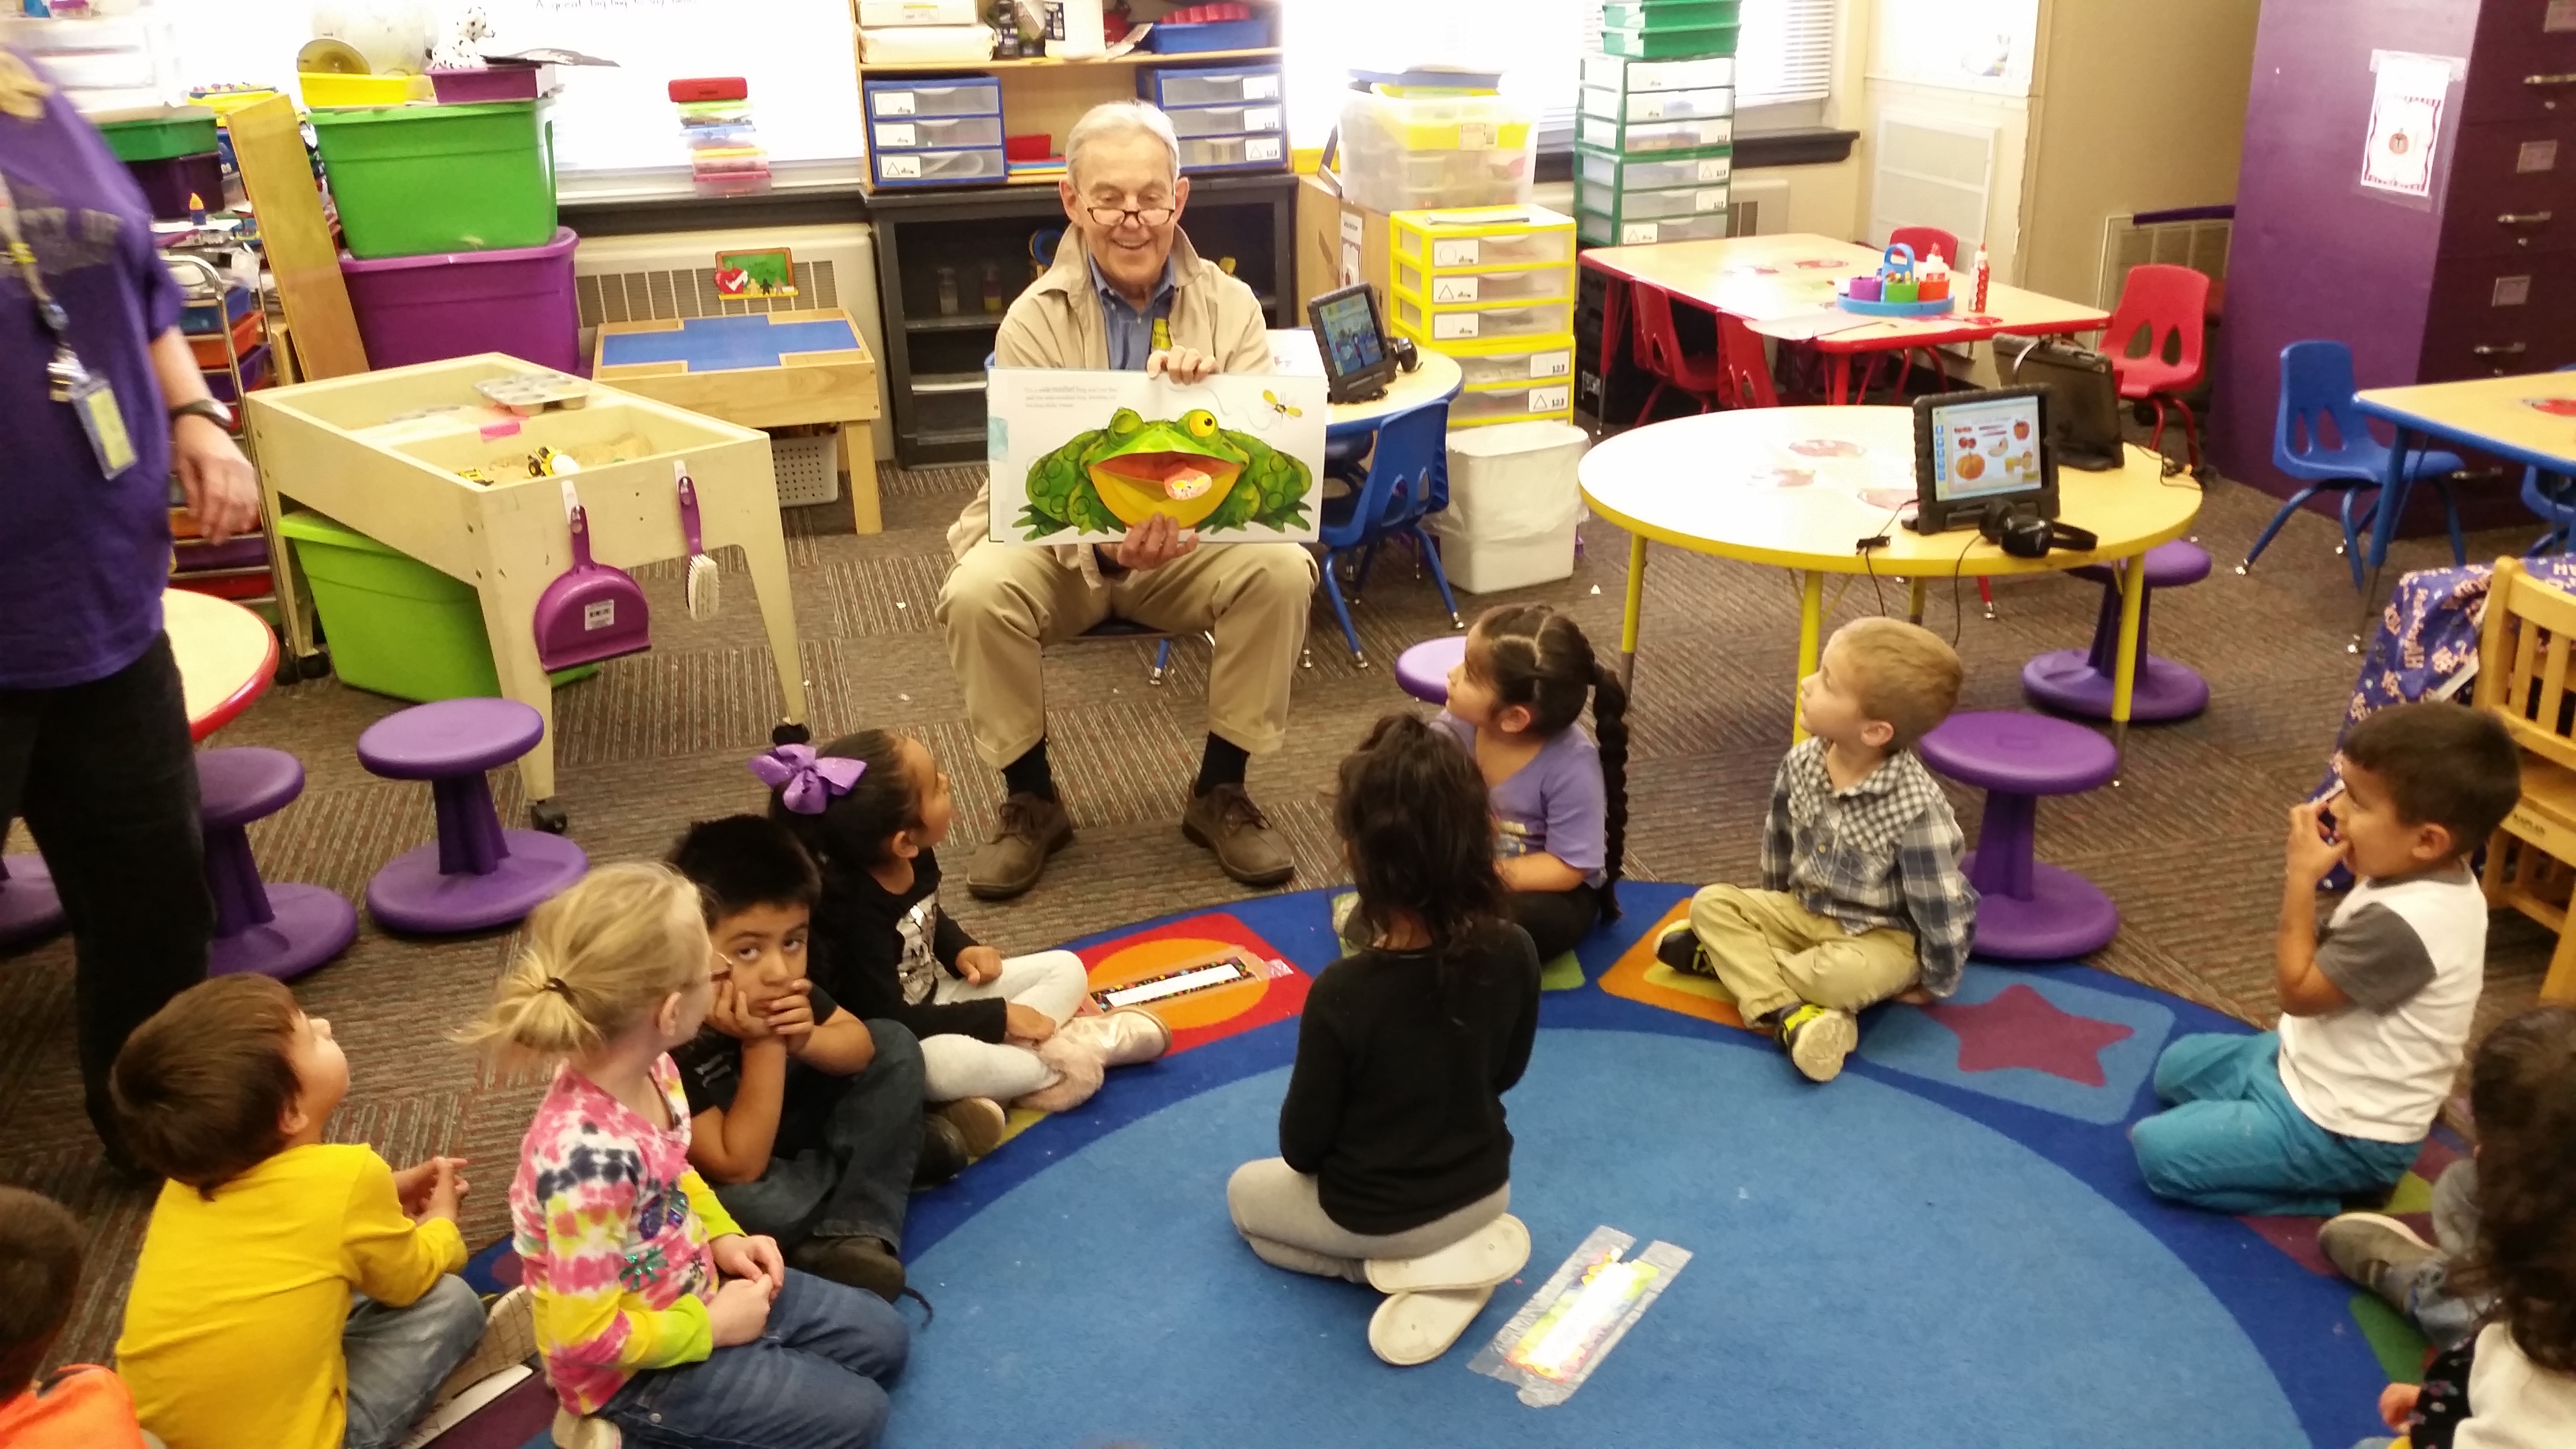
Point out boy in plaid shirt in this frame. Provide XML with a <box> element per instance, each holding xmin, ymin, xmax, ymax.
<box><xmin>1658</xmin><ymin>618</ymin><xmax>1975</xmax><ymax>1081</ymax></box>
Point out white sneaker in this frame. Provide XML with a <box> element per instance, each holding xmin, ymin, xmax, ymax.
<box><xmin>552</xmin><ymin>1410</ymin><xmax>621</xmax><ymax>1449</ymax></box>
<box><xmin>1365</xmin><ymin>1214</ymin><xmax>1530</xmax><ymax>1294</ymax></box>
<box><xmin>1057</xmin><ymin>1007</ymin><xmax>1171</xmax><ymax>1067</ymax></box>
<box><xmin>434</xmin><ymin>1285</ymin><xmax>534</xmax><ymax>1406</ymax></box>
<box><xmin>1368</xmin><ymin>1286</ymin><xmax>1495</xmax><ymax>1366</ymax></box>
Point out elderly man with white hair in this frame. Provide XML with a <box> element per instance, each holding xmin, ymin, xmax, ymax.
<box><xmin>937</xmin><ymin>100</ymin><xmax>1316</xmax><ymax>901</ymax></box>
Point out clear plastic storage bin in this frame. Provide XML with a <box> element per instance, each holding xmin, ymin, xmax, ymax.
<box><xmin>1578</xmin><ymin>207</ymin><xmax>1729</xmax><ymax>246</ymax></box>
<box><xmin>1578</xmin><ymin>181</ymin><xmax>1727</xmax><ymax>227</ymax></box>
<box><xmin>1168</xmin><ymin>104</ymin><xmax>1284</xmax><ymax>138</ymax></box>
<box><xmin>1578</xmin><ymin>113</ymin><xmax>1732</xmax><ymax>153</ymax></box>
<box><xmin>1177</xmin><ymin>133</ymin><xmax>1287</xmax><ymax>171</ymax></box>
<box><xmin>872</xmin><ymin>115</ymin><xmax>1004</xmax><ymax>150</ymax></box>
<box><xmin>1580</xmin><ymin>52</ymin><xmax>1734</xmax><ymax>96</ymax></box>
<box><xmin>1142</xmin><ymin>64</ymin><xmax>1284</xmax><ymax>109</ymax></box>
<box><xmin>1577</xmin><ymin>148</ymin><xmax>1731</xmax><ymax>191</ymax></box>
<box><xmin>1334</xmin><ymin>87</ymin><xmax>1537</xmax><ymax>213</ymax></box>
<box><xmin>1393</xmin><ymin>296</ymin><xmax>1575</xmax><ymax>343</ymax></box>
<box><xmin>1452</xmin><ymin>381</ymin><xmax>1574</xmax><ymax>425</ymax></box>
<box><xmin>863</xmin><ymin>79</ymin><xmax>1001</xmax><ymax>117</ymax></box>
<box><xmin>1580</xmin><ymin>84</ymin><xmax>1732</xmax><ymax>124</ymax></box>
<box><xmin>1453</xmin><ymin>341</ymin><xmax>1577</xmax><ymax>388</ymax></box>
<box><xmin>1394</xmin><ymin>264</ymin><xmax>1573</xmax><ymax>306</ymax></box>
<box><xmin>872</xmin><ymin>146</ymin><xmax>1007</xmax><ymax>187</ymax></box>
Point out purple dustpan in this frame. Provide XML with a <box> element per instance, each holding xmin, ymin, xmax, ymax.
<box><xmin>533</xmin><ymin>484</ymin><xmax>651</xmax><ymax>672</ymax></box>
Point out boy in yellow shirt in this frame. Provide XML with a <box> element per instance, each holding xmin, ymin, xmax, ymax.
<box><xmin>111</xmin><ymin>975</ymin><xmax>522</xmax><ymax>1449</ymax></box>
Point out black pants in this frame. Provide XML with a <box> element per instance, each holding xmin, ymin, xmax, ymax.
<box><xmin>0</xmin><ymin>634</ymin><xmax>213</xmax><ymax>1153</ymax></box>
<box><xmin>1510</xmin><ymin>885</ymin><xmax>1602</xmax><ymax>963</ymax></box>
<box><xmin>712</xmin><ymin>1018</ymin><xmax>927</xmax><ymax>1251</ymax></box>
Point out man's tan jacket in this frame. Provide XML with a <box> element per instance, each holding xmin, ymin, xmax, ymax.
<box><xmin>946</xmin><ymin>226</ymin><xmax>1272</xmax><ymax>585</ymax></box>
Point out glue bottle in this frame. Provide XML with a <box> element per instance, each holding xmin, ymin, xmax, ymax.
<box><xmin>1919</xmin><ymin>252</ymin><xmax>1950</xmax><ymax>302</ymax></box>
<box><xmin>1971</xmin><ymin>241</ymin><xmax>1991</xmax><ymax>311</ymax></box>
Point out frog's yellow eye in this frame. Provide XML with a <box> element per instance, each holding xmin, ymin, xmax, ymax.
<box><xmin>1182</xmin><ymin>410</ymin><xmax>1218</xmax><ymax>439</ymax></box>
<box><xmin>1109</xmin><ymin>408</ymin><xmax>1143</xmax><ymax>435</ymax></box>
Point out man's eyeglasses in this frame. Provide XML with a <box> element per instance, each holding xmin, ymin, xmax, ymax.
<box><xmin>1085</xmin><ymin>204</ymin><xmax>1175</xmax><ymax>228</ymax></box>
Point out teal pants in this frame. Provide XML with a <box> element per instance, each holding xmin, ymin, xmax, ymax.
<box><xmin>2130</xmin><ymin>1032</ymin><xmax>2420</xmax><ymax>1217</ymax></box>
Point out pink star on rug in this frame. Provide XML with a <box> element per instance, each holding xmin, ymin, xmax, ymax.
<box><xmin>1919</xmin><ymin>983</ymin><xmax>2135</xmax><ymax>1087</ymax></box>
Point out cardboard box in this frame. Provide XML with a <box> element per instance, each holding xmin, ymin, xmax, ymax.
<box><xmin>1294</xmin><ymin>171</ymin><xmax>1393</xmax><ymax>320</ymax></box>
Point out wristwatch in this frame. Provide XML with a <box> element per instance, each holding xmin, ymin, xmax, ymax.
<box><xmin>169</xmin><ymin>397</ymin><xmax>233</xmax><ymax>432</ymax></box>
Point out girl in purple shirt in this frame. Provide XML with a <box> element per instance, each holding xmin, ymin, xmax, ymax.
<box><xmin>1435</xmin><ymin>605</ymin><xmax>1630</xmax><ymax>962</ymax></box>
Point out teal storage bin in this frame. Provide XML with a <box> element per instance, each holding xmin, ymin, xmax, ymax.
<box><xmin>278</xmin><ymin>510</ymin><xmax>590</xmax><ymax>702</ymax></box>
<box><xmin>306</xmin><ymin>101</ymin><xmax>556</xmax><ymax>259</ymax></box>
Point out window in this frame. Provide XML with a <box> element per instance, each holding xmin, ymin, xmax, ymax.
<box><xmin>1737</xmin><ymin>0</ymin><xmax>1836</xmax><ymax>109</ymax></box>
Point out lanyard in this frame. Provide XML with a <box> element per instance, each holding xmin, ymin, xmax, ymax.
<box><xmin>0</xmin><ymin>169</ymin><xmax>89</xmax><ymax>402</ymax></box>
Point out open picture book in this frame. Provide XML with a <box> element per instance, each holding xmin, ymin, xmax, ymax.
<box><xmin>986</xmin><ymin>368</ymin><xmax>1327</xmax><ymax>545</ymax></box>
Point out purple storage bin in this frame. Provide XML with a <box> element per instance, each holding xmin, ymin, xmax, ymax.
<box><xmin>430</xmin><ymin>65</ymin><xmax>543</xmax><ymax>104</ymax></box>
<box><xmin>1145</xmin><ymin>18</ymin><xmax>1271</xmax><ymax>51</ymax></box>
<box><xmin>127</xmin><ymin>152</ymin><xmax>224</xmax><ymax>221</ymax></box>
<box><xmin>340</xmin><ymin>226</ymin><xmax>580</xmax><ymax>373</ymax></box>
<box><xmin>207</xmin><ymin>342</ymin><xmax>272</xmax><ymax>402</ymax></box>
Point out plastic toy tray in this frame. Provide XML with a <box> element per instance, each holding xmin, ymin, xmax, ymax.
<box><xmin>1836</xmin><ymin>294</ymin><xmax>1956</xmax><ymax>318</ymax></box>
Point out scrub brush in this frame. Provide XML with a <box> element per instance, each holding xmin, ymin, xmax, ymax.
<box><xmin>678</xmin><ymin>461</ymin><xmax>718</xmax><ymax>620</ymax></box>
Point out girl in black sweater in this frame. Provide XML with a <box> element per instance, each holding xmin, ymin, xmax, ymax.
<box><xmin>1227</xmin><ymin>713</ymin><xmax>1542</xmax><ymax>1367</ymax></box>
<box><xmin>759</xmin><ymin>733</ymin><xmax>1169</xmax><ymax>1132</ymax></box>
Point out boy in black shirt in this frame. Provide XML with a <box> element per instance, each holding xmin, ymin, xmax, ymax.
<box><xmin>666</xmin><ymin>816</ymin><xmax>962</xmax><ymax>1302</ymax></box>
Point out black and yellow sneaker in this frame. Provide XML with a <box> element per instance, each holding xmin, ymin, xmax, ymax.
<box><xmin>1775</xmin><ymin>1003</ymin><xmax>1859</xmax><ymax>1083</ymax></box>
<box><xmin>1654</xmin><ymin>922</ymin><xmax>1710</xmax><ymax>975</ymax></box>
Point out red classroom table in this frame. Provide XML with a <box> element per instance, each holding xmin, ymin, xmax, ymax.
<box><xmin>167</xmin><ymin>586</ymin><xmax>277</xmax><ymax>741</ymax></box>
<box><xmin>1579</xmin><ymin>233</ymin><xmax>2111</xmax><ymax>408</ymax></box>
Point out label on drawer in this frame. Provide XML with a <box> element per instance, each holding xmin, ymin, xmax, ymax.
<box><xmin>1633</xmin><ymin>94</ymin><xmax>1667</xmax><ymax>120</ymax></box>
<box><xmin>1433</xmin><ymin>239</ymin><xmax>1481</xmax><ymax>266</ymax></box>
<box><xmin>1341</xmin><ymin>213</ymin><xmax>1367</xmax><ymax>245</ymax></box>
<box><xmin>2520</xmin><ymin>139</ymin><xmax>2560</xmax><ymax>173</ymax></box>
<box><xmin>875</xmin><ymin>91</ymin><xmax>917</xmax><ymax>115</ymax></box>
<box><xmin>880</xmin><ymin>154</ymin><xmax>923</xmax><ymax>179</ymax></box>
<box><xmin>1531</xmin><ymin>349</ymin><xmax>1571</xmax><ymax>379</ymax></box>
<box><xmin>1243</xmin><ymin>73</ymin><xmax>1279</xmax><ymax>99</ymax></box>
<box><xmin>1247</xmin><ymin>136</ymin><xmax>1282</xmax><ymax>162</ymax></box>
<box><xmin>1530</xmin><ymin>385</ymin><xmax>1569</xmax><ymax>413</ymax></box>
<box><xmin>1622</xmin><ymin>222</ymin><xmax>1660</xmax><ymax>244</ymax></box>
<box><xmin>1434</xmin><ymin>313</ymin><xmax>1482</xmax><ymax>339</ymax></box>
<box><xmin>1458</xmin><ymin>122</ymin><xmax>1495</xmax><ymax>150</ymax></box>
<box><xmin>876</xmin><ymin>122</ymin><xmax>918</xmax><ymax>148</ymax></box>
<box><xmin>2496</xmin><ymin>275</ymin><xmax>2533</xmax><ymax>306</ymax></box>
<box><xmin>1244</xmin><ymin>105</ymin><xmax>1281</xmax><ymax>131</ymax></box>
<box><xmin>1433</xmin><ymin>276</ymin><xmax>1481</xmax><ymax>303</ymax></box>
<box><xmin>1697</xmin><ymin>188</ymin><xmax>1729</xmax><ymax>211</ymax></box>
<box><xmin>1698</xmin><ymin>157</ymin><xmax>1730</xmax><ymax>182</ymax></box>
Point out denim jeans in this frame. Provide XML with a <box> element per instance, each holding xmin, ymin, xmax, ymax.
<box><xmin>711</xmin><ymin>1020</ymin><xmax>925</xmax><ymax>1250</ymax></box>
<box><xmin>340</xmin><ymin>1275</ymin><xmax>485</xmax><ymax>1449</ymax></box>
<box><xmin>2391</xmin><ymin>1159</ymin><xmax>2488</xmax><ymax>1349</ymax></box>
<box><xmin>598</xmin><ymin>1268</ymin><xmax>909</xmax><ymax>1449</ymax></box>
<box><xmin>0</xmin><ymin>633</ymin><xmax>213</xmax><ymax>1152</ymax></box>
<box><xmin>2131</xmin><ymin>1032</ymin><xmax>2421</xmax><ymax>1217</ymax></box>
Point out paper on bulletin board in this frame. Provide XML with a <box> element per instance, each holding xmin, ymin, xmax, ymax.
<box><xmin>2360</xmin><ymin>51</ymin><xmax>2456</xmax><ymax>200</ymax></box>
<box><xmin>986</xmin><ymin>370</ymin><xmax>1326</xmax><ymax>544</ymax></box>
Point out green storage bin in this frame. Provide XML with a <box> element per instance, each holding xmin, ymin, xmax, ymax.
<box><xmin>1578</xmin><ymin>206</ymin><xmax>1729</xmax><ymax>247</ymax></box>
<box><xmin>1601</xmin><ymin>23</ymin><xmax>1739</xmax><ymax>59</ymax></box>
<box><xmin>1576</xmin><ymin>144</ymin><xmax>1733</xmax><ymax>194</ymax></box>
<box><xmin>1577</xmin><ymin>172</ymin><xmax>1731</xmax><ymax>241</ymax></box>
<box><xmin>306</xmin><ymin>101</ymin><xmax>556</xmax><ymax>259</ymax></box>
<box><xmin>98</xmin><ymin>107</ymin><xmax>219</xmax><ymax>163</ymax></box>
<box><xmin>1602</xmin><ymin>0</ymin><xmax>1740</xmax><ymax>32</ymax></box>
<box><xmin>1581</xmin><ymin>50</ymin><xmax>1735</xmax><ymax>97</ymax></box>
<box><xmin>278</xmin><ymin>510</ymin><xmax>590</xmax><ymax>702</ymax></box>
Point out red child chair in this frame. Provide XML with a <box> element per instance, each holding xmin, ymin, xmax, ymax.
<box><xmin>1715</xmin><ymin>313</ymin><xmax>1778</xmax><ymax>409</ymax></box>
<box><xmin>1628</xmin><ymin>280</ymin><xmax>1726</xmax><ymax>424</ymax></box>
<box><xmin>2102</xmin><ymin>263</ymin><xmax>2211</xmax><ymax>470</ymax></box>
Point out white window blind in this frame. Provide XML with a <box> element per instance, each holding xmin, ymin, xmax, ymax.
<box><xmin>1738</xmin><ymin>0</ymin><xmax>1835</xmax><ymax>108</ymax></box>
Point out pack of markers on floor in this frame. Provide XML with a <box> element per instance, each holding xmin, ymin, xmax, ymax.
<box><xmin>671</xmin><ymin>77</ymin><xmax>770</xmax><ymax>196</ymax></box>
<box><xmin>1469</xmin><ymin>1224</ymin><xmax>1691</xmax><ymax>1406</ymax></box>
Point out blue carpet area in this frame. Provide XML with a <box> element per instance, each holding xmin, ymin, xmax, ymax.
<box><xmin>887</xmin><ymin>884</ymin><xmax>2391</xmax><ymax>1449</ymax></box>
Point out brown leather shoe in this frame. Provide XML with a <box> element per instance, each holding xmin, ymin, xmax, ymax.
<box><xmin>966</xmin><ymin>791</ymin><xmax>1074</xmax><ymax>900</ymax></box>
<box><xmin>1181</xmin><ymin>784</ymin><xmax>1295</xmax><ymax>887</ymax></box>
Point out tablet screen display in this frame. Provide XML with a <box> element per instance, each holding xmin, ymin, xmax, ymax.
<box><xmin>1314</xmin><ymin>288</ymin><xmax>1386</xmax><ymax>380</ymax></box>
<box><xmin>1926</xmin><ymin>392</ymin><xmax>2047</xmax><ymax>506</ymax></box>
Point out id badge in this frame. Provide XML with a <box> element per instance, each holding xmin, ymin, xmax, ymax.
<box><xmin>70</xmin><ymin>374</ymin><xmax>137</xmax><ymax>479</ymax></box>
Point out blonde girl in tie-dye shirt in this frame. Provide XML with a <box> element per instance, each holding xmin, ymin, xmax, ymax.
<box><xmin>465</xmin><ymin>864</ymin><xmax>909</xmax><ymax>1449</ymax></box>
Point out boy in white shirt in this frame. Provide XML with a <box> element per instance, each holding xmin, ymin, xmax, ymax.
<box><xmin>2131</xmin><ymin>702</ymin><xmax>2521</xmax><ymax>1217</ymax></box>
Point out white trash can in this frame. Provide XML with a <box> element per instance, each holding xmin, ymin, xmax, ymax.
<box><xmin>1429</xmin><ymin>420</ymin><xmax>1589</xmax><ymax>594</ymax></box>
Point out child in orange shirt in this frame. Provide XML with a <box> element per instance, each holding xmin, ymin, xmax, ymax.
<box><xmin>0</xmin><ymin>1186</ymin><xmax>146</xmax><ymax>1449</ymax></box>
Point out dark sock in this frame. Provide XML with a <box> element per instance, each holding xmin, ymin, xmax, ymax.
<box><xmin>1194</xmin><ymin>733</ymin><xmax>1250</xmax><ymax>796</ymax></box>
<box><xmin>1002</xmin><ymin>740</ymin><xmax>1057</xmax><ymax>801</ymax></box>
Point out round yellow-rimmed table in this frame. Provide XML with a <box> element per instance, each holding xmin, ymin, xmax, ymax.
<box><xmin>1326</xmin><ymin>347</ymin><xmax>1463</xmax><ymax>436</ymax></box>
<box><xmin>1579</xmin><ymin>406</ymin><xmax>2203</xmax><ymax>754</ymax></box>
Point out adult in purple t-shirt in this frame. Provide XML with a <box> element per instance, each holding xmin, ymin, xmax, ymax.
<box><xmin>0</xmin><ymin>50</ymin><xmax>261</xmax><ymax>1168</ymax></box>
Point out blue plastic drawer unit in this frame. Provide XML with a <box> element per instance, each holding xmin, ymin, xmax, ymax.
<box><xmin>864</xmin><ymin>75</ymin><xmax>1006</xmax><ymax>188</ymax></box>
<box><xmin>1138</xmin><ymin>62</ymin><xmax>1288</xmax><ymax>173</ymax></box>
<box><xmin>1139</xmin><ymin>62</ymin><xmax>1284</xmax><ymax>111</ymax></box>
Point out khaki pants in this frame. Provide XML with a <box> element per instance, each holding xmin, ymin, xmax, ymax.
<box><xmin>1225</xmin><ymin>1158</ymin><xmax>1510</xmax><ymax>1284</ymax></box>
<box><xmin>1684</xmin><ymin>884</ymin><xmax>1919</xmax><ymax>1023</ymax></box>
<box><xmin>936</xmin><ymin>540</ymin><xmax>1318</xmax><ymax>771</ymax></box>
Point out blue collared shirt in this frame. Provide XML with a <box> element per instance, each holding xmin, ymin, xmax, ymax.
<box><xmin>1089</xmin><ymin>252</ymin><xmax>1177</xmax><ymax>370</ymax></box>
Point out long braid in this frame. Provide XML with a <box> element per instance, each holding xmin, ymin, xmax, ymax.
<box><xmin>1589</xmin><ymin>658</ymin><xmax>1629</xmax><ymax>918</ymax></box>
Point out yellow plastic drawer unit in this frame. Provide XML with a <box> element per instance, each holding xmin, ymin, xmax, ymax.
<box><xmin>1392</xmin><ymin>263</ymin><xmax>1574</xmax><ymax>307</ymax></box>
<box><xmin>1578</xmin><ymin>207</ymin><xmax>1729</xmax><ymax>247</ymax></box>
<box><xmin>1579</xmin><ymin>84</ymin><xmax>1732</xmax><ymax>124</ymax></box>
<box><xmin>1389</xmin><ymin>204</ymin><xmax>1577</xmax><ymax>277</ymax></box>
<box><xmin>1451</xmin><ymin>379</ymin><xmax>1576</xmax><ymax>426</ymax></box>
<box><xmin>1444</xmin><ymin>337</ymin><xmax>1576</xmax><ymax>389</ymax></box>
<box><xmin>1392</xmin><ymin>295</ymin><xmax>1576</xmax><ymax>344</ymax></box>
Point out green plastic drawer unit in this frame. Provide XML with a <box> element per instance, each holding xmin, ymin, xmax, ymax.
<box><xmin>1579</xmin><ymin>82</ymin><xmax>1731</xmax><ymax>124</ymax></box>
<box><xmin>1578</xmin><ymin>206</ymin><xmax>1729</xmax><ymax>247</ymax></box>
<box><xmin>1601</xmin><ymin>0</ymin><xmax>1740</xmax><ymax>32</ymax></box>
<box><xmin>306</xmin><ymin>101</ymin><xmax>556</xmax><ymax>259</ymax></box>
<box><xmin>1600</xmin><ymin>23</ymin><xmax>1740</xmax><ymax>59</ymax></box>
<box><xmin>1581</xmin><ymin>51</ymin><xmax>1735</xmax><ymax>96</ymax></box>
<box><xmin>1577</xmin><ymin>110</ymin><xmax>1733</xmax><ymax>154</ymax></box>
<box><xmin>1577</xmin><ymin>175</ymin><xmax>1731</xmax><ymax>237</ymax></box>
<box><xmin>98</xmin><ymin>107</ymin><xmax>219</xmax><ymax>163</ymax></box>
<box><xmin>1576</xmin><ymin>146</ymin><xmax>1733</xmax><ymax>193</ymax></box>
<box><xmin>276</xmin><ymin>511</ymin><xmax>591</xmax><ymax>702</ymax></box>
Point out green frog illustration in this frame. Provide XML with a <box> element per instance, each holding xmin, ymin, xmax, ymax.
<box><xmin>1017</xmin><ymin>407</ymin><xmax>1310</xmax><ymax>539</ymax></box>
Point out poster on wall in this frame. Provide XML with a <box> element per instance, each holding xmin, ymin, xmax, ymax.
<box><xmin>2359</xmin><ymin>51</ymin><xmax>2455</xmax><ymax>199</ymax></box>
<box><xmin>986</xmin><ymin>370</ymin><xmax>1326</xmax><ymax>545</ymax></box>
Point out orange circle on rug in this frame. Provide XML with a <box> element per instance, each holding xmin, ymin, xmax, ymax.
<box><xmin>1086</xmin><ymin>938</ymin><xmax>1269</xmax><ymax>1032</ymax></box>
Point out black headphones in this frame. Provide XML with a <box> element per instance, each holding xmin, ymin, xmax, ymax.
<box><xmin>1979</xmin><ymin>500</ymin><xmax>2098</xmax><ymax>559</ymax></box>
<box><xmin>1390</xmin><ymin>334</ymin><xmax>1421</xmax><ymax>374</ymax></box>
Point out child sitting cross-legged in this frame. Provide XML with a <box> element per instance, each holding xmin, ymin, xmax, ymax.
<box><xmin>757</xmin><ymin>735</ymin><xmax>1168</xmax><ymax>1120</ymax></box>
<box><xmin>1229</xmin><ymin>713</ymin><xmax>1541</xmax><ymax>1368</ymax></box>
<box><xmin>668</xmin><ymin>815</ymin><xmax>958</xmax><ymax>1305</ymax></box>
<box><xmin>1656</xmin><ymin>617</ymin><xmax>1974</xmax><ymax>1082</ymax></box>
<box><xmin>111</xmin><ymin>974</ymin><xmax>524</xmax><ymax>1449</ymax></box>
<box><xmin>0</xmin><ymin>1186</ymin><xmax>146</xmax><ymax>1449</ymax></box>
<box><xmin>2132</xmin><ymin>701</ymin><xmax>2521</xmax><ymax>1216</ymax></box>
<box><xmin>466</xmin><ymin>863</ymin><xmax>908</xmax><ymax>1449</ymax></box>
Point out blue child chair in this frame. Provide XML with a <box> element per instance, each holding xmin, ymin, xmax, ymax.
<box><xmin>2514</xmin><ymin>365</ymin><xmax>2576</xmax><ymax>555</ymax></box>
<box><xmin>1317</xmin><ymin>399</ymin><xmax>1459</xmax><ymax>667</ymax></box>
<box><xmin>2248</xmin><ymin>339</ymin><xmax>2464</xmax><ymax>589</ymax></box>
